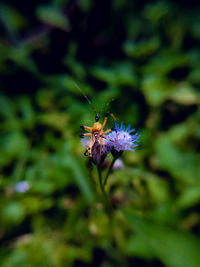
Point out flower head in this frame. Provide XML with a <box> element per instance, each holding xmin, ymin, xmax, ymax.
<box><xmin>106</xmin><ymin>122</ymin><xmax>140</xmax><ymax>152</ymax></box>
<box><xmin>15</xmin><ymin>181</ymin><xmax>30</xmax><ymax>193</ymax></box>
<box><xmin>80</xmin><ymin>122</ymin><xmax>140</xmax><ymax>164</ymax></box>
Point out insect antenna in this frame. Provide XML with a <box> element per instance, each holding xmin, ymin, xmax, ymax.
<box><xmin>100</xmin><ymin>97</ymin><xmax>113</xmax><ymax>113</ymax></box>
<box><xmin>74</xmin><ymin>82</ymin><xmax>117</xmax><ymax>121</ymax></box>
<box><xmin>73</xmin><ymin>81</ymin><xmax>97</xmax><ymax>114</ymax></box>
<box><xmin>100</xmin><ymin>98</ymin><xmax>118</xmax><ymax>121</ymax></box>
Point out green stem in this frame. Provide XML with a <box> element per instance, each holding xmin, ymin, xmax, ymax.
<box><xmin>98</xmin><ymin>165</ymin><xmax>107</xmax><ymax>201</ymax></box>
<box><xmin>104</xmin><ymin>157</ymin><xmax>117</xmax><ymax>186</ymax></box>
<box><xmin>97</xmin><ymin>164</ymin><xmax>111</xmax><ymax>211</ymax></box>
<box><xmin>97</xmin><ymin>165</ymin><xmax>114</xmax><ymax>227</ymax></box>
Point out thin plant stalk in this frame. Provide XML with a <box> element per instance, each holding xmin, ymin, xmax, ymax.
<box><xmin>97</xmin><ymin>165</ymin><xmax>111</xmax><ymax>211</ymax></box>
<box><xmin>103</xmin><ymin>157</ymin><xmax>117</xmax><ymax>186</ymax></box>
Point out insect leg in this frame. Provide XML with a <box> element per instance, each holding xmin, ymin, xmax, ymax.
<box><xmin>80</xmin><ymin>133</ymin><xmax>91</xmax><ymax>138</ymax></box>
<box><xmin>84</xmin><ymin>142</ymin><xmax>93</xmax><ymax>157</ymax></box>
<box><xmin>84</xmin><ymin>150</ymin><xmax>89</xmax><ymax>156</ymax></box>
<box><xmin>101</xmin><ymin>134</ymin><xmax>121</xmax><ymax>147</ymax></box>
<box><xmin>104</xmin><ymin>129</ymin><xmax>111</xmax><ymax>134</ymax></box>
<box><xmin>102</xmin><ymin>112</ymin><xmax>117</xmax><ymax>128</ymax></box>
<box><xmin>87</xmin><ymin>139</ymin><xmax>93</xmax><ymax>157</ymax></box>
<box><xmin>80</xmin><ymin>126</ymin><xmax>92</xmax><ymax>132</ymax></box>
<box><xmin>102</xmin><ymin>111</ymin><xmax>111</xmax><ymax>128</ymax></box>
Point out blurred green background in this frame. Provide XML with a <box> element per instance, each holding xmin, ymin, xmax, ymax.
<box><xmin>1</xmin><ymin>0</ymin><xmax>200</xmax><ymax>266</ymax></box>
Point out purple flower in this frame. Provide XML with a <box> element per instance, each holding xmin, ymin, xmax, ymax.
<box><xmin>80</xmin><ymin>122</ymin><xmax>140</xmax><ymax>164</ymax></box>
<box><xmin>112</xmin><ymin>159</ymin><xmax>124</xmax><ymax>170</ymax></box>
<box><xmin>106</xmin><ymin>122</ymin><xmax>140</xmax><ymax>152</ymax></box>
<box><xmin>15</xmin><ymin>181</ymin><xmax>29</xmax><ymax>193</ymax></box>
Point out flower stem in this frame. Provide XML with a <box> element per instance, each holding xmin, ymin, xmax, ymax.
<box><xmin>97</xmin><ymin>164</ymin><xmax>111</xmax><ymax>210</ymax></box>
<box><xmin>103</xmin><ymin>157</ymin><xmax>117</xmax><ymax>186</ymax></box>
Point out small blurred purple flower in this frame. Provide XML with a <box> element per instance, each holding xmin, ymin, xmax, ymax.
<box><xmin>106</xmin><ymin>122</ymin><xmax>140</xmax><ymax>152</ymax></box>
<box><xmin>112</xmin><ymin>159</ymin><xmax>124</xmax><ymax>170</ymax></box>
<box><xmin>15</xmin><ymin>181</ymin><xmax>29</xmax><ymax>193</ymax></box>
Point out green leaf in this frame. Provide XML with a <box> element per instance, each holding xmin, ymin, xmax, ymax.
<box><xmin>146</xmin><ymin>178</ymin><xmax>169</xmax><ymax>204</ymax></box>
<box><xmin>36</xmin><ymin>5</ymin><xmax>69</xmax><ymax>30</ymax></box>
<box><xmin>124</xmin><ymin>37</ymin><xmax>160</xmax><ymax>59</ymax></box>
<box><xmin>125</xmin><ymin>211</ymin><xmax>200</xmax><ymax>267</ymax></box>
<box><xmin>155</xmin><ymin>135</ymin><xmax>200</xmax><ymax>183</ymax></box>
<box><xmin>0</xmin><ymin>4</ymin><xmax>27</xmax><ymax>35</ymax></box>
<box><xmin>2</xmin><ymin>201</ymin><xmax>25</xmax><ymax>224</ymax></box>
<box><xmin>176</xmin><ymin>186</ymin><xmax>200</xmax><ymax>208</ymax></box>
<box><xmin>91</xmin><ymin>63</ymin><xmax>137</xmax><ymax>87</ymax></box>
<box><xmin>168</xmin><ymin>82</ymin><xmax>199</xmax><ymax>105</ymax></box>
<box><xmin>141</xmin><ymin>75</ymin><xmax>167</xmax><ymax>106</ymax></box>
<box><xmin>67</xmin><ymin>157</ymin><xmax>94</xmax><ymax>203</ymax></box>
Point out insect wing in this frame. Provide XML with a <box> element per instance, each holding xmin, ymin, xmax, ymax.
<box><xmin>91</xmin><ymin>141</ymin><xmax>101</xmax><ymax>165</ymax></box>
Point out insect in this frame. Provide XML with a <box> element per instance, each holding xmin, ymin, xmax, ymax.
<box><xmin>80</xmin><ymin>112</ymin><xmax>116</xmax><ymax>164</ymax></box>
<box><xmin>74</xmin><ymin>82</ymin><xmax>117</xmax><ymax>164</ymax></box>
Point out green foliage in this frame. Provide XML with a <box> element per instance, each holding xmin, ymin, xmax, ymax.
<box><xmin>36</xmin><ymin>5</ymin><xmax>70</xmax><ymax>30</ymax></box>
<box><xmin>0</xmin><ymin>0</ymin><xmax>200</xmax><ymax>266</ymax></box>
<box><xmin>125</xmin><ymin>211</ymin><xmax>200</xmax><ymax>267</ymax></box>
